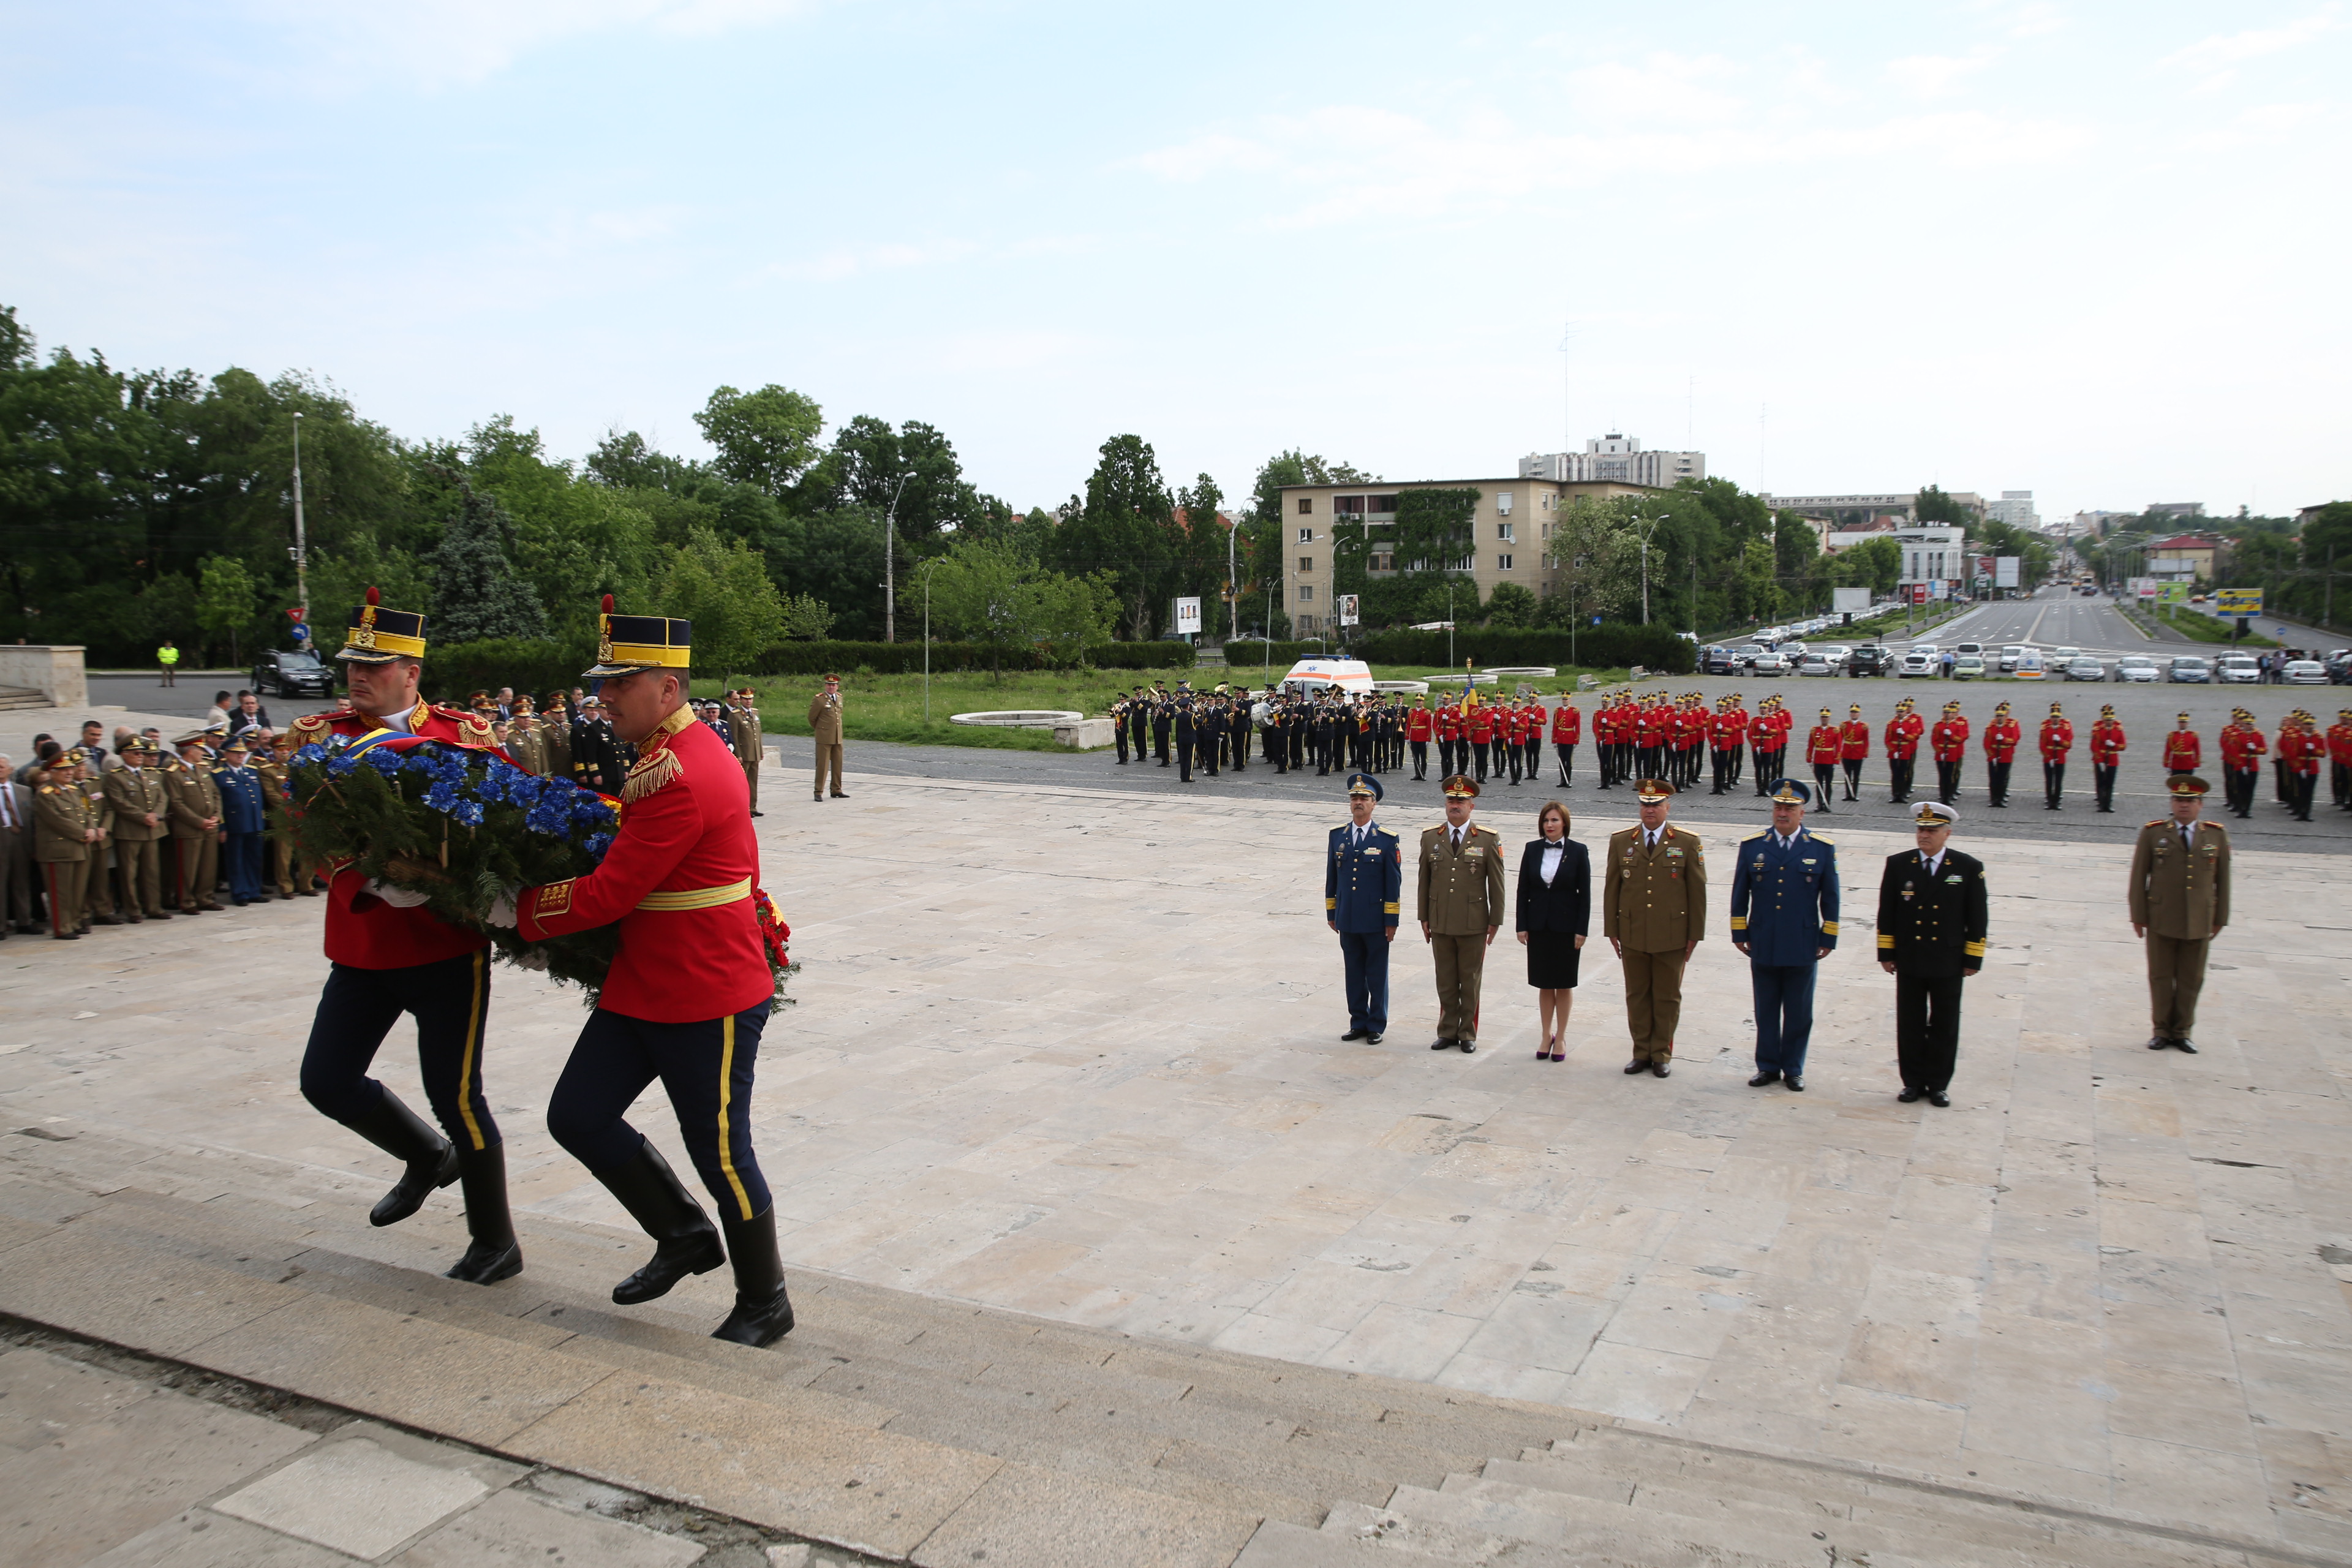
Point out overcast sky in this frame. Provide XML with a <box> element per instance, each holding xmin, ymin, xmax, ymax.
<box><xmin>7</xmin><ymin>1</ymin><xmax>2346</xmax><ymax>519</ymax></box>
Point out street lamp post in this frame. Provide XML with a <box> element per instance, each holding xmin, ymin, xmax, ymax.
<box><xmin>1632</xmin><ymin>512</ymin><xmax>1664</xmax><ymax>625</ymax></box>
<box><xmin>883</xmin><ymin>472</ymin><xmax>913</xmax><ymax>644</ymax></box>
<box><xmin>290</xmin><ymin>412</ymin><xmax>308</xmax><ymax>623</ymax></box>
<box><xmin>921</xmin><ymin>557</ymin><xmax>941</xmax><ymax>724</ymax></box>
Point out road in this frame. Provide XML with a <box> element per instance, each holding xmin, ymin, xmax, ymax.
<box><xmin>1881</xmin><ymin>586</ymin><xmax>2154</xmax><ymax>658</ymax></box>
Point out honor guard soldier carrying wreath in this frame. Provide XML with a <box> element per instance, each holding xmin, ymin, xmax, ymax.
<box><xmin>1419</xmin><ymin>775</ymin><xmax>1506</xmax><ymax>1054</ymax></box>
<box><xmin>290</xmin><ymin>589</ymin><xmax>521</xmax><ymax>1287</ymax></box>
<box><xmin>1876</xmin><ymin>801</ymin><xmax>1987</xmax><ymax>1107</ymax></box>
<box><xmin>499</xmin><ymin>597</ymin><xmax>793</xmax><ymax>1348</ymax></box>
<box><xmin>1604</xmin><ymin>778</ymin><xmax>1706</xmax><ymax>1078</ymax></box>
<box><xmin>1328</xmin><ymin>772</ymin><xmax>1401</xmax><ymax>1045</ymax></box>
<box><xmin>2129</xmin><ymin>777</ymin><xmax>2230</xmax><ymax>1054</ymax></box>
<box><xmin>1730</xmin><ymin>779</ymin><xmax>1838</xmax><ymax>1093</ymax></box>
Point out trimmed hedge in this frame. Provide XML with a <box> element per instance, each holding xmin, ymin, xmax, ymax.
<box><xmin>747</xmin><ymin>639</ymin><xmax>1195</xmax><ymax>676</ymax></box>
<box><xmin>1225</xmin><ymin>625</ymin><xmax>1697</xmax><ymax>676</ymax></box>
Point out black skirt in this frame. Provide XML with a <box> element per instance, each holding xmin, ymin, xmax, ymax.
<box><xmin>1525</xmin><ymin>929</ymin><xmax>1581</xmax><ymax>989</ymax></box>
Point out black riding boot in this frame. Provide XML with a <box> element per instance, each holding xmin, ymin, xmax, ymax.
<box><xmin>444</xmin><ymin>1142</ymin><xmax>522</xmax><ymax>1285</ymax></box>
<box><xmin>711</xmin><ymin>1205</ymin><xmax>795</xmax><ymax>1348</ymax></box>
<box><xmin>597</xmin><ymin>1139</ymin><xmax>727</xmax><ymax>1305</ymax></box>
<box><xmin>345</xmin><ymin>1088</ymin><xmax>459</xmax><ymax>1227</ymax></box>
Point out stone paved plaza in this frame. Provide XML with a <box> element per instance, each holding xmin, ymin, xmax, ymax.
<box><xmin>3</xmin><ymin>752</ymin><xmax>2350</xmax><ymax>1558</ymax></box>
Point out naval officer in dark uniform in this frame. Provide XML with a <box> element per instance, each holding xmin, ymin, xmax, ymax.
<box><xmin>1730</xmin><ymin>778</ymin><xmax>1839</xmax><ymax>1092</ymax></box>
<box><xmin>1875</xmin><ymin>800</ymin><xmax>1987</xmax><ymax>1106</ymax></box>
<box><xmin>1327</xmin><ymin>771</ymin><xmax>1401</xmax><ymax>1043</ymax></box>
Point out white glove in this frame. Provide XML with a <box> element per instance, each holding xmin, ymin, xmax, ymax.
<box><xmin>486</xmin><ymin>892</ymin><xmax>519</xmax><ymax>929</ymax></box>
<box><xmin>364</xmin><ymin>878</ymin><xmax>432</xmax><ymax>909</ymax></box>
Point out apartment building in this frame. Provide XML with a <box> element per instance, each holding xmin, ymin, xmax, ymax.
<box><xmin>1281</xmin><ymin>477</ymin><xmax>1657</xmax><ymax>636</ymax></box>
<box><xmin>1518</xmin><ymin>433</ymin><xmax>1704</xmax><ymax>489</ymax></box>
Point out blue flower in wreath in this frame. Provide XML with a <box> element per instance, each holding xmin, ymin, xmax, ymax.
<box><xmin>293</xmin><ymin>744</ymin><xmax>328</xmax><ymax>764</ymax></box>
<box><xmin>423</xmin><ymin>781</ymin><xmax>461</xmax><ymax>813</ymax></box>
<box><xmin>400</xmin><ymin>750</ymin><xmax>434</xmax><ymax>774</ymax></box>
<box><xmin>475</xmin><ymin>766</ymin><xmax>509</xmax><ymax>804</ymax></box>
<box><xmin>452</xmin><ymin>800</ymin><xmax>485</xmax><ymax>827</ymax></box>
<box><xmin>526</xmin><ymin>796</ymin><xmax>571</xmax><ymax>835</ymax></box>
<box><xmin>571</xmin><ymin>793</ymin><xmax>613</xmax><ymax>827</ymax></box>
<box><xmin>326</xmin><ymin>753</ymin><xmax>360</xmax><ymax>777</ymax></box>
<box><xmin>364</xmin><ymin>747</ymin><xmax>403</xmax><ymax>776</ymax></box>
<box><xmin>584</xmin><ymin>832</ymin><xmax>614</xmax><ymax>860</ymax></box>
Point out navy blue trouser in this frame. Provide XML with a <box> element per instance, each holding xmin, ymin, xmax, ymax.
<box><xmin>548</xmin><ymin>1002</ymin><xmax>773</xmax><ymax>1221</ymax></box>
<box><xmin>1338</xmin><ymin>929</ymin><xmax>1390</xmax><ymax>1035</ymax></box>
<box><xmin>224</xmin><ymin>831</ymin><xmax>265</xmax><ymax>902</ymax></box>
<box><xmin>301</xmin><ymin>950</ymin><xmax>499</xmax><ymax>1151</ymax></box>
<box><xmin>1750</xmin><ymin>962</ymin><xmax>1818</xmax><ymax>1077</ymax></box>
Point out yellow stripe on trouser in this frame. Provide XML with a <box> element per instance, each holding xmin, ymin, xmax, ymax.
<box><xmin>716</xmin><ymin>1013</ymin><xmax>753</xmax><ymax>1220</ymax></box>
<box><xmin>455</xmin><ymin>950</ymin><xmax>486</xmax><ymax>1151</ymax></box>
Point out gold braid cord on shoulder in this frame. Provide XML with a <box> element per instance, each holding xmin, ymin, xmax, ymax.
<box><xmin>622</xmin><ymin>747</ymin><xmax>683</xmax><ymax>804</ymax></box>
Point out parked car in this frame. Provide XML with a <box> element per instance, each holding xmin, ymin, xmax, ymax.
<box><xmin>1751</xmin><ymin>650</ymin><xmax>1790</xmax><ymax>676</ymax></box>
<box><xmin>1998</xmin><ymin>644</ymin><xmax>2030</xmax><ymax>673</ymax></box>
<box><xmin>2063</xmin><ymin>656</ymin><xmax>2105</xmax><ymax>682</ymax></box>
<box><xmin>2113</xmin><ymin>655</ymin><xmax>2160</xmax><ymax>683</ymax></box>
<box><xmin>1846</xmin><ymin>644</ymin><xmax>1891</xmax><ymax>677</ymax></box>
<box><xmin>2051</xmin><ymin>646</ymin><xmax>2082</xmax><ymax>666</ymax></box>
<box><xmin>1954</xmin><ymin>642</ymin><xmax>1985</xmax><ymax>658</ymax></box>
<box><xmin>1819</xmin><ymin>645</ymin><xmax>1852</xmax><ymax>668</ymax></box>
<box><xmin>1779</xmin><ymin>641</ymin><xmax>1809</xmax><ymax>660</ymax></box>
<box><xmin>2014</xmin><ymin>648</ymin><xmax>2046</xmax><ymax>679</ymax></box>
<box><xmin>1951</xmin><ymin>652</ymin><xmax>1986</xmax><ymax>680</ymax></box>
<box><xmin>2327</xmin><ymin>649</ymin><xmax>2352</xmax><ymax>684</ymax></box>
<box><xmin>252</xmin><ymin>648</ymin><xmax>336</xmax><ymax>699</ymax></box>
<box><xmin>1795</xmin><ymin>653</ymin><xmax>1833</xmax><ymax>677</ymax></box>
<box><xmin>1701</xmin><ymin>645</ymin><xmax>1739</xmax><ymax>676</ymax></box>
<box><xmin>2168</xmin><ymin>656</ymin><xmax>2211</xmax><ymax>684</ymax></box>
<box><xmin>1735</xmin><ymin>644</ymin><xmax>1767</xmax><ymax>668</ymax></box>
<box><xmin>1898</xmin><ymin>649</ymin><xmax>1938</xmax><ymax>677</ymax></box>
<box><xmin>2215</xmin><ymin>655</ymin><xmax>2260</xmax><ymax>684</ymax></box>
<box><xmin>2285</xmin><ymin>660</ymin><xmax>2328</xmax><ymax>685</ymax></box>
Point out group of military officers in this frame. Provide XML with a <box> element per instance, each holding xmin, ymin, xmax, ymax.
<box><xmin>1318</xmin><ymin>755</ymin><xmax>2236</xmax><ymax>1102</ymax></box>
<box><xmin>464</xmin><ymin>686</ymin><xmax>765</xmax><ymax>813</ymax></box>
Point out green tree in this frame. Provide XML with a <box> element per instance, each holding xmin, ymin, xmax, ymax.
<box><xmin>1484</xmin><ymin>581</ymin><xmax>1537</xmax><ymax>628</ymax></box>
<box><xmin>1175</xmin><ymin>472</ymin><xmax>1229</xmax><ymax>634</ymax></box>
<box><xmin>693</xmin><ymin>383</ymin><xmax>824</xmax><ymax>496</ymax></box>
<box><xmin>195</xmin><ymin>553</ymin><xmax>257</xmax><ymax>664</ymax></box>
<box><xmin>1050</xmin><ymin>434</ymin><xmax>1178</xmax><ymax>638</ymax></box>
<box><xmin>429</xmin><ymin>475</ymin><xmax>548</xmax><ymax>644</ymax></box>
<box><xmin>922</xmin><ymin>537</ymin><xmax>1117</xmax><ymax>674</ymax></box>
<box><xmin>776</xmin><ymin>592</ymin><xmax>835</xmax><ymax>640</ymax></box>
<box><xmin>657</xmin><ymin>527</ymin><xmax>786</xmax><ymax>677</ymax></box>
<box><xmin>1914</xmin><ymin>484</ymin><xmax>1972</xmax><ymax>525</ymax></box>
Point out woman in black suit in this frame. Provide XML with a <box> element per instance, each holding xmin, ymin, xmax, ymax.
<box><xmin>1515</xmin><ymin>800</ymin><xmax>1591</xmax><ymax>1061</ymax></box>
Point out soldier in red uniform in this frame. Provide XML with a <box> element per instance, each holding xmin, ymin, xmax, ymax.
<box><xmin>1406</xmin><ymin>697</ymin><xmax>1433</xmax><ymax>780</ymax></box>
<box><xmin>1885</xmin><ymin>698</ymin><xmax>1925</xmax><ymax>804</ymax></box>
<box><xmin>508</xmin><ymin>599</ymin><xmax>791</xmax><ymax>1348</ymax></box>
<box><xmin>1466</xmin><ymin>699</ymin><xmax>1495</xmax><ymax>783</ymax></box>
<box><xmin>1550</xmin><ymin>695</ymin><xmax>1580</xmax><ymax>786</ymax></box>
<box><xmin>1722</xmin><ymin>693</ymin><xmax>1750</xmax><ymax>791</ymax></box>
<box><xmin>1523</xmin><ymin>696</ymin><xmax>1547</xmax><ymax>783</ymax></box>
<box><xmin>2330</xmin><ymin>708</ymin><xmax>2352</xmax><ymax>810</ymax></box>
<box><xmin>2038</xmin><ymin>701</ymin><xmax>2075</xmax><ymax>810</ymax></box>
<box><xmin>1983</xmin><ymin>701</ymin><xmax>2021</xmax><ymax>807</ymax></box>
<box><xmin>1838</xmin><ymin>703</ymin><xmax>1871</xmax><ymax>802</ymax></box>
<box><xmin>2220</xmin><ymin>707</ymin><xmax>2264</xmax><ymax>818</ymax></box>
<box><xmin>2283</xmin><ymin>709</ymin><xmax>2321</xmax><ymax>821</ymax></box>
<box><xmin>2161</xmin><ymin>713</ymin><xmax>2201</xmax><ymax>780</ymax></box>
<box><xmin>1807</xmin><ymin>707</ymin><xmax>1844</xmax><ymax>812</ymax></box>
<box><xmin>1930</xmin><ymin>699</ymin><xmax>1970</xmax><ymax>805</ymax></box>
<box><xmin>292</xmin><ymin>590</ymin><xmax>519</xmax><ymax>1287</ymax></box>
<box><xmin>1709</xmin><ymin>696</ymin><xmax>1745</xmax><ymax>794</ymax></box>
<box><xmin>2089</xmin><ymin>703</ymin><xmax>2128</xmax><ymax>813</ymax></box>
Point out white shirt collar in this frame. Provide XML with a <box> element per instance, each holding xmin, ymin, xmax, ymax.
<box><xmin>1922</xmin><ymin>849</ymin><xmax>1944</xmax><ymax>876</ymax></box>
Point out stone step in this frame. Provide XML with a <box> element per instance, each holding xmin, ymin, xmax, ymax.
<box><xmin>1232</xmin><ymin>1519</ymin><xmax>1467</xmax><ymax>1567</ymax></box>
<box><xmin>1314</xmin><ymin>1498</ymin><xmax>1825</xmax><ymax>1568</ymax></box>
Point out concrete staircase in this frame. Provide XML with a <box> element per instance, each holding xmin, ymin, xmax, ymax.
<box><xmin>0</xmin><ymin>684</ymin><xmax>50</xmax><ymax>712</ymax></box>
<box><xmin>0</xmin><ymin>1120</ymin><xmax>2326</xmax><ymax>1568</ymax></box>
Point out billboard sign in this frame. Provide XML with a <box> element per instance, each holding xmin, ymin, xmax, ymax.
<box><xmin>2215</xmin><ymin>588</ymin><xmax>2263</xmax><ymax>617</ymax></box>
<box><xmin>1337</xmin><ymin>594</ymin><xmax>1360</xmax><ymax>627</ymax></box>
<box><xmin>1909</xmin><ymin>583</ymin><xmax>1929</xmax><ymax>605</ymax></box>
<box><xmin>1831</xmin><ymin>586</ymin><xmax>1871</xmax><ymax>614</ymax></box>
<box><xmin>1995</xmin><ymin>556</ymin><xmax>2021</xmax><ymax>589</ymax></box>
<box><xmin>1977</xmin><ymin>556</ymin><xmax>1996</xmax><ymax>580</ymax></box>
<box><xmin>2157</xmin><ymin>583</ymin><xmax>2188</xmax><ymax>605</ymax></box>
<box><xmin>2130</xmin><ymin>576</ymin><xmax>2157</xmax><ymax>600</ymax></box>
<box><xmin>1173</xmin><ymin>596</ymin><xmax>1202</xmax><ymax>635</ymax></box>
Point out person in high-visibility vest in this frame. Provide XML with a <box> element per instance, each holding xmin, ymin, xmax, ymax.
<box><xmin>156</xmin><ymin>640</ymin><xmax>179</xmax><ymax>688</ymax></box>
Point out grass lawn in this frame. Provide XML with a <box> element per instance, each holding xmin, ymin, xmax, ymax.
<box><xmin>2149</xmin><ymin>605</ymin><xmax>2278</xmax><ymax>647</ymax></box>
<box><xmin>706</xmin><ymin>661</ymin><xmax>1641</xmax><ymax>752</ymax></box>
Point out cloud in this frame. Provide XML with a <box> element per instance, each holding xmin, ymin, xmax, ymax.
<box><xmin>762</xmin><ymin>238</ymin><xmax>977</xmax><ymax>284</ymax></box>
<box><xmin>2156</xmin><ymin>7</ymin><xmax>2340</xmax><ymax>92</ymax></box>
<box><xmin>1885</xmin><ymin>51</ymin><xmax>1999</xmax><ymax>100</ymax></box>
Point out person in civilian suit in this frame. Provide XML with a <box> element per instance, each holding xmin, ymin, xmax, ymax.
<box><xmin>503</xmin><ymin>597</ymin><xmax>792</xmax><ymax>1348</ymax></box>
<box><xmin>1731</xmin><ymin>778</ymin><xmax>1838</xmax><ymax>1093</ymax></box>
<box><xmin>214</xmin><ymin>736</ymin><xmax>269</xmax><ymax>905</ymax></box>
<box><xmin>1876</xmin><ymin>801</ymin><xmax>1988</xmax><ymax>1107</ymax></box>
<box><xmin>290</xmin><ymin>589</ymin><xmax>520</xmax><ymax>1287</ymax></box>
<box><xmin>1515</xmin><ymin>799</ymin><xmax>1589</xmax><ymax>1063</ymax></box>
<box><xmin>1327</xmin><ymin>772</ymin><xmax>1401</xmax><ymax>1045</ymax></box>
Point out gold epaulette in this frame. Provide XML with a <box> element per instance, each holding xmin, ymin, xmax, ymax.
<box><xmin>2145</xmin><ymin>819</ymin><xmax>2165</xmax><ymax>828</ymax></box>
<box><xmin>622</xmin><ymin>747</ymin><xmax>683</xmax><ymax>804</ymax></box>
<box><xmin>1808</xmin><ymin>832</ymin><xmax>1834</xmax><ymax>844</ymax></box>
<box><xmin>290</xmin><ymin>712</ymin><xmax>331</xmax><ymax>739</ymax></box>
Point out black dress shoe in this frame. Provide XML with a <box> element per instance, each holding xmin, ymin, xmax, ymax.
<box><xmin>2174</xmin><ymin>1038</ymin><xmax>2197</xmax><ymax>1054</ymax></box>
<box><xmin>1784</xmin><ymin>1074</ymin><xmax>1805</xmax><ymax>1092</ymax></box>
<box><xmin>1459</xmin><ymin>1039</ymin><xmax>1476</xmax><ymax>1054</ymax></box>
<box><xmin>1650</xmin><ymin>1060</ymin><xmax>1670</xmax><ymax>1078</ymax></box>
<box><xmin>1341</xmin><ymin>1029</ymin><xmax>1370</xmax><ymax>1041</ymax></box>
<box><xmin>2147</xmin><ymin>1036</ymin><xmax>2169</xmax><ymax>1050</ymax></box>
<box><xmin>1747</xmin><ymin>1071</ymin><xmax>1780</xmax><ymax>1087</ymax></box>
<box><xmin>1623</xmin><ymin>1059</ymin><xmax>1648</xmax><ymax>1074</ymax></box>
<box><xmin>1431</xmin><ymin>1038</ymin><xmax>1454</xmax><ymax>1051</ymax></box>
<box><xmin>1926</xmin><ymin>1090</ymin><xmax>1951</xmax><ymax>1107</ymax></box>
<box><xmin>1898</xmin><ymin>1087</ymin><xmax>1924</xmax><ymax>1102</ymax></box>
<box><xmin>1366</xmin><ymin>1033</ymin><xmax>1382</xmax><ymax>1044</ymax></box>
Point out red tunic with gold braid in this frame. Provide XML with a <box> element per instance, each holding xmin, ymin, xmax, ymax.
<box><xmin>516</xmin><ymin>704</ymin><xmax>769</xmax><ymax>1023</ymax></box>
<box><xmin>289</xmin><ymin>701</ymin><xmax>499</xmax><ymax>970</ymax></box>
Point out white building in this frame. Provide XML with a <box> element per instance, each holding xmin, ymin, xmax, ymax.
<box><xmin>1518</xmin><ymin>433</ymin><xmax>1703</xmax><ymax>489</ymax></box>
<box><xmin>1986</xmin><ymin>490</ymin><xmax>2038</xmax><ymax>529</ymax></box>
<box><xmin>1893</xmin><ymin>526</ymin><xmax>1970</xmax><ymax>589</ymax></box>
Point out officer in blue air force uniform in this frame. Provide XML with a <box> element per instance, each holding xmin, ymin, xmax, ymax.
<box><xmin>1327</xmin><ymin>771</ymin><xmax>1403</xmax><ymax>1044</ymax></box>
<box><xmin>214</xmin><ymin>736</ymin><xmax>270</xmax><ymax>905</ymax></box>
<box><xmin>1729</xmin><ymin>777</ymin><xmax>1839</xmax><ymax>1091</ymax></box>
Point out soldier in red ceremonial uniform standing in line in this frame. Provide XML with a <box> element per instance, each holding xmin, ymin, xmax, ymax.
<box><xmin>2090</xmin><ymin>704</ymin><xmax>2128</xmax><ymax>813</ymax></box>
<box><xmin>2039</xmin><ymin>701</ymin><xmax>2075</xmax><ymax>810</ymax></box>
<box><xmin>2330</xmin><ymin>708</ymin><xmax>2352</xmax><ymax>812</ymax></box>
<box><xmin>1884</xmin><ymin>698</ymin><xmax>1924</xmax><ymax>804</ymax></box>
<box><xmin>1931</xmin><ymin>699</ymin><xmax>1970</xmax><ymax>805</ymax></box>
<box><xmin>1838</xmin><ymin>703</ymin><xmax>1871</xmax><ymax>802</ymax></box>
<box><xmin>293</xmin><ymin>590</ymin><xmax>521</xmax><ymax>1286</ymax></box>
<box><xmin>2220</xmin><ymin>707</ymin><xmax>2264</xmax><ymax>818</ymax></box>
<box><xmin>1807</xmin><ymin>707</ymin><xmax>1843</xmax><ymax>813</ymax></box>
<box><xmin>502</xmin><ymin>598</ymin><xmax>793</xmax><ymax>1348</ymax></box>
<box><xmin>1550</xmin><ymin>694</ymin><xmax>1580</xmax><ymax>786</ymax></box>
<box><xmin>2162</xmin><ymin>712</ymin><xmax>2201</xmax><ymax>781</ymax></box>
<box><xmin>1406</xmin><ymin>696</ymin><xmax>1433</xmax><ymax>781</ymax></box>
<box><xmin>1983</xmin><ymin>701</ymin><xmax>2021</xmax><ymax>807</ymax></box>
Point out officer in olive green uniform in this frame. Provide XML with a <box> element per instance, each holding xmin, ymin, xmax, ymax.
<box><xmin>729</xmin><ymin>687</ymin><xmax>763</xmax><ymax>816</ymax></box>
<box><xmin>32</xmin><ymin>748</ymin><xmax>99</xmax><ymax>938</ymax></box>
<box><xmin>2128</xmin><ymin>775</ymin><xmax>2230</xmax><ymax>1053</ymax></box>
<box><xmin>101</xmin><ymin>739</ymin><xmax>172</xmax><ymax>919</ymax></box>
<box><xmin>164</xmin><ymin>731</ymin><xmax>225</xmax><ymax>912</ymax></box>
<box><xmin>72</xmin><ymin>752</ymin><xmax>121</xmax><ymax>925</ymax></box>
<box><xmin>1603</xmin><ymin>778</ymin><xmax>1708</xmax><ymax>1076</ymax></box>
<box><xmin>1417</xmin><ymin>774</ymin><xmax>1507</xmax><ymax>1053</ymax></box>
